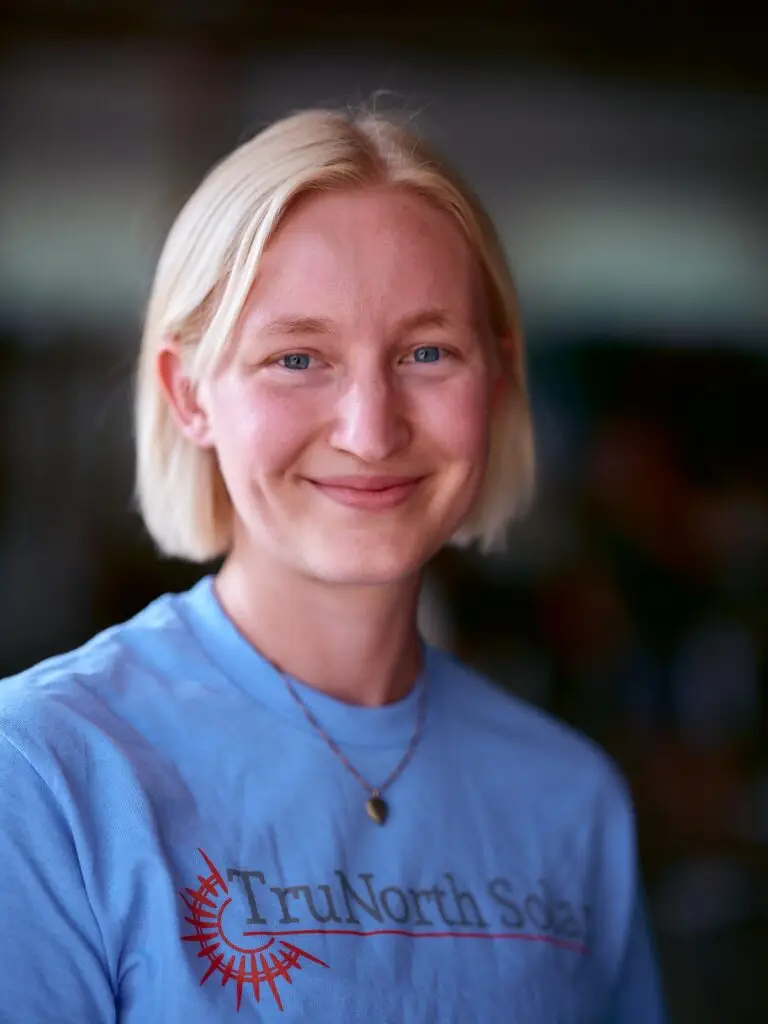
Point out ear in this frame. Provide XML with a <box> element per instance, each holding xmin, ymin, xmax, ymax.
<box><xmin>156</xmin><ymin>336</ymin><xmax>214</xmax><ymax>449</ymax></box>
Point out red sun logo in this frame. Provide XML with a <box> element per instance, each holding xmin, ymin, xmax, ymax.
<box><xmin>181</xmin><ymin>848</ymin><xmax>329</xmax><ymax>1012</ymax></box>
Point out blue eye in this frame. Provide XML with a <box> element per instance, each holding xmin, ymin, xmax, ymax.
<box><xmin>279</xmin><ymin>353</ymin><xmax>312</xmax><ymax>371</ymax></box>
<box><xmin>413</xmin><ymin>346</ymin><xmax>442</xmax><ymax>363</ymax></box>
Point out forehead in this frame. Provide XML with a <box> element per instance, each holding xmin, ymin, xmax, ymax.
<box><xmin>240</xmin><ymin>186</ymin><xmax>484</xmax><ymax>330</ymax></box>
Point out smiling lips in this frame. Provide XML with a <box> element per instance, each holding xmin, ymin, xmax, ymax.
<box><xmin>308</xmin><ymin>475</ymin><xmax>423</xmax><ymax>510</ymax></box>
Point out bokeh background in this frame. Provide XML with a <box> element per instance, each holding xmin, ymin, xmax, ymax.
<box><xmin>2</xmin><ymin>4</ymin><xmax>766</xmax><ymax>1020</ymax></box>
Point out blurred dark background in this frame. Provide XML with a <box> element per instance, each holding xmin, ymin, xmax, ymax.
<box><xmin>2</xmin><ymin>4</ymin><xmax>766</xmax><ymax>1020</ymax></box>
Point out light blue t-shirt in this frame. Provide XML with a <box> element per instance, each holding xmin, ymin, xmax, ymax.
<box><xmin>0</xmin><ymin>577</ymin><xmax>666</xmax><ymax>1022</ymax></box>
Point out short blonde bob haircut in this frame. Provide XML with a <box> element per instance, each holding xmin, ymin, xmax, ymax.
<box><xmin>135</xmin><ymin>107</ymin><xmax>534</xmax><ymax>561</ymax></box>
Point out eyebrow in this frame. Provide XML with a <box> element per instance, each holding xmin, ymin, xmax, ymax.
<box><xmin>259</xmin><ymin>315</ymin><xmax>336</xmax><ymax>338</ymax></box>
<box><xmin>397</xmin><ymin>309</ymin><xmax>453</xmax><ymax>332</ymax></box>
<box><xmin>259</xmin><ymin>308</ymin><xmax>455</xmax><ymax>338</ymax></box>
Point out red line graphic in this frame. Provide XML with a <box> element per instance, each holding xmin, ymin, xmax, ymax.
<box><xmin>242</xmin><ymin>928</ymin><xmax>588</xmax><ymax>955</ymax></box>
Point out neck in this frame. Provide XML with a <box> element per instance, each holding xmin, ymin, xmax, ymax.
<box><xmin>214</xmin><ymin>552</ymin><xmax>423</xmax><ymax>708</ymax></box>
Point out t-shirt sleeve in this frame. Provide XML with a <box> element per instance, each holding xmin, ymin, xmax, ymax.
<box><xmin>0</xmin><ymin>733</ymin><xmax>116</xmax><ymax>1023</ymax></box>
<box><xmin>606</xmin><ymin>886</ymin><xmax>668</xmax><ymax>1024</ymax></box>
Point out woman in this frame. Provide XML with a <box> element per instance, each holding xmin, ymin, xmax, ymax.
<box><xmin>0</xmin><ymin>109</ymin><xmax>666</xmax><ymax>1021</ymax></box>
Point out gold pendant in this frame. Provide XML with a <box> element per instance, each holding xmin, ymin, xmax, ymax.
<box><xmin>365</xmin><ymin>794</ymin><xmax>388</xmax><ymax>825</ymax></box>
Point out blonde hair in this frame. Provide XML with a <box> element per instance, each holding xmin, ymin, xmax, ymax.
<box><xmin>135</xmin><ymin>108</ymin><xmax>534</xmax><ymax>561</ymax></box>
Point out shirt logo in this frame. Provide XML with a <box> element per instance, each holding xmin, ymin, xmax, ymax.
<box><xmin>181</xmin><ymin>849</ymin><xmax>329</xmax><ymax>1012</ymax></box>
<box><xmin>181</xmin><ymin>848</ymin><xmax>589</xmax><ymax>1013</ymax></box>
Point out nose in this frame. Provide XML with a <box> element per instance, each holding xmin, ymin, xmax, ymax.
<box><xmin>329</xmin><ymin>372</ymin><xmax>410</xmax><ymax>463</ymax></box>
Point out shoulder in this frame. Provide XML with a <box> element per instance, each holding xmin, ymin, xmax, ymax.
<box><xmin>0</xmin><ymin>584</ymin><xmax>202</xmax><ymax>769</ymax></box>
<box><xmin>427</xmin><ymin>644</ymin><xmax>632</xmax><ymax>812</ymax></box>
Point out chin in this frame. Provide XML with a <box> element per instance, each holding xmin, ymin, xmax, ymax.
<box><xmin>299</xmin><ymin>536</ymin><xmax>434</xmax><ymax>587</ymax></box>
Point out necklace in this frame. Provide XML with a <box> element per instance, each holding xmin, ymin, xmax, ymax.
<box><xmin>278</xmin><ymin>668</ymin><xmax>428</xmax><ymax>826</ymax></box>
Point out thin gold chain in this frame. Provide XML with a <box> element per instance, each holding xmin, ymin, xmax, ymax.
<box><xmin>278</xmin><ymin>671</ymin><xmax>428</xmax><ymax>799</ymax></box>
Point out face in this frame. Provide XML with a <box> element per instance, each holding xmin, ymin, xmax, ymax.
<box><xmin>191</xmin><ymin>187</ymin><xmax>497</xmax><ymax>585</ymax></box>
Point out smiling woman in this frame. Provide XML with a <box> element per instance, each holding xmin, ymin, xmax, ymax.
<box><xmin>154</xmin><ymin>185</ymin><xmax>505</xmax><ymax>593</ymax></box>
<box><xmin>0</xmin><ymin>108</ymin><xmax>666</xmax><ymax>1022</ymax></box>
<box><xmin>136</xmin><ymin>111</ymin><xmax>534</xmax><ymax>566</ymax></box>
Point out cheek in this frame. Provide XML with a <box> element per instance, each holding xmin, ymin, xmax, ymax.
<box><xmin>420</xmin><ymin>377</ymin><xmax>492</xmax><ymax>459</ymax></box>
<box><xmin>207</xmin><ymin>380</ymin><xmax>315</xmax><ymax>478</ymax></box>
